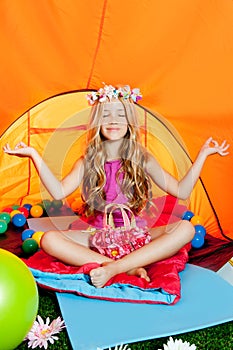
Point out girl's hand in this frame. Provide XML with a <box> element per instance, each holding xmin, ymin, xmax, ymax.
<box><xmin>3</xmin><ymin>142</ymin><xmax>35</xmax><ymax>157</ymax></box>
<box><xmin>201</xmin><ymin>137</ymin><xmax>230</xmax><ymax>157</ymax></box>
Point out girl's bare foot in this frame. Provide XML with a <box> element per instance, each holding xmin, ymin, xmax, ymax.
<box><xmin>90</xmin><ymin>264</ymin><xmax>116</xmax><ymax>288</ymax></box>
<box><xmin>90</xmin><ymin>263</ymin><xmax>150</xmax><ymax>288</ymax></box>
<box><xmin>127</xmin><ymin>267</ymin><xmax>150</xmax><ymax>282</ymax></box>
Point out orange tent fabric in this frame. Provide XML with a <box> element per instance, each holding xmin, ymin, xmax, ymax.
<box><xmin>0</xmin><ymin>1</ymin><xmax>232</xmax><ymax>239</ymax></box>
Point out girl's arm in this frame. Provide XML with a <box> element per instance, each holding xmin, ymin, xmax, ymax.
<box><xmin>3</xmin><ymin>142</ymin><xmax>84</xmax><ymax>200</ymax></box>
<box><xmin>146</xmin><ymin>137</ymin><xmax>230</xmax><ymax>200</ymax></box>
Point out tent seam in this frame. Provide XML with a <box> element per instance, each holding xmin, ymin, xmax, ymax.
<box><xmin>26</xmin><ymin>111</ymin><xmax>32</xmax><ymax>204</ymax></box>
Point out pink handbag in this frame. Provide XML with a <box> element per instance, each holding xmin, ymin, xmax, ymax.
<box><xmin>89</xmin><ymin>204</ymin><xmax>151</xmax><ymax>260</ymax></box>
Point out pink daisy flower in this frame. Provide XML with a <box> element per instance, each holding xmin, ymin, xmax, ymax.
<box><xmin>25</xmin><ymin>315</ymin><xmax>65</xmax><ymax>349</ymax></box>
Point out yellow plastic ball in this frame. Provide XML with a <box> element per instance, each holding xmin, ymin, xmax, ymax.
<box><xmin>10</xmin><ymin>209</ymin><xmax>21</xmax><ymax>218</ymax></box>
<box><xmin>191</xmin><ymin>215</ymin><xmax>204</xmax><ymax>226</ymax></box>
<box><xmin>32</xmin><ymin>231</ymin><xmax>44</xmax><ymax>247</ymax></box>
<box><xmin>30</xmin><ymin>205</ymin><xmax>44</xmax><ymax>218</ymax></box>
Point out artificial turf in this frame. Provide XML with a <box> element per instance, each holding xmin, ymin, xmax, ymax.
<box><xmin>17</xmin><ymin>287</ymin><xmax>233</xmax><ymax>350</ymax></box>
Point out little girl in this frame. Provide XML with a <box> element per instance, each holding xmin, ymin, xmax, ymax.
<box><xmin>3</xmin><ymin>84</ymin><xmax>229</xmax><ymax>288</ymax></box>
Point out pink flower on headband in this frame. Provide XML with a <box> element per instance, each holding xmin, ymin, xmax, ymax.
<box><xmin>130</xmin><ymin>88</ymin><xmax>142</xmax><ymax>102</ymax></box>
<box><xmin>86</xmin><ymin>84</ymin><xmax>142</xmax><ymax>105</ymax></box>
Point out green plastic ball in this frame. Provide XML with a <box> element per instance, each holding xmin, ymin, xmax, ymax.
<box><xmin>0</xmin><ymin>219</ymin><xmax>8</xmax><ymax>234</ymax></box>
<box><xmin>42</xmin><ymin>199</ymin><xmax>52</xmax><ymax>211</ymax></box>
<box><xmin>11</xmin><ymin>204</ymin><xmax>20</xmax><ymax>210</ymax></box>
<box><xmin>0</xmin><ymin>212</ymin><xmax>11</xmax><ymax>224</ymax></box>
<box><xmin>22</xmin><ymin>238</ymin><xmax>39</xmax><ymax>255</ymax></box>
<box><xmin>52</xmin><ymin>199</ymin><xmax>63</xmax><ymax>209</ymax></box>
<box><xmin>0</xmin><ymin>249</ymin><xmax>38</xmax><ymax>350</ymax></box>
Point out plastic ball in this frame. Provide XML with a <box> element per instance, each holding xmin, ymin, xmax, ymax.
<box><xmin>0</xmin><ymin>212</ymin><xmax>11</xmax><ymax>224</ymax></box>
<box><xmin>70</xmin><ymin>199</ymin><xmax>82</xmax><ymax>212</ymax></box>
<box><xmin>36</xmin><ymin>202</ymin><xmax>44</xmax><ymax>208</ymax></box>
<box><xmin>0</xmin><ymin>249</ymin><xmax>38</xmax><ymax>349</ymax></box>
<box><xmin>191</xmin><ymin>232</ymin><xmax>205</xmax><ymax>249</ymax></box>
<box><xmin>182</xmin><ymin>210</ymin><xmax>194</xmax><ymax>221</ymax></box>
<box><xmin>12</xmin><ymin>204</ymin><xmax>20</xmax><ymax>210</ymax></box>
<box><xmin>52</xmin><ymin>199</ymin><xmax>63</xmax><ymax>210</ymax></box>
<box><xmin>30</xmin><ymin>204</ymin><xmax>44</xmax><ymax>218</ymax></box>
<box><xmin>194</xmin><ymin>224</ymin><xmax>206</xmax><ymax>237</ymax></box>
<box><xmin>18</xmin><ymin>206</ymin><xmax>30</xmax><ymax>218</ymax></box>
<box><xmin>191</xmin><ymin>215</ymin><xmax>204</xmax><ymax>226</ymax></box>
<box><xmin>10</xmin><ymin>209</ymin><xmax>21</xmax><ymax>218</ymax></box>
<box><xmin>22</xmin><ymin>238</ymin><xmax>39</xmax><ymax>254</ymax></box>
<box><xmin>42</xmin><ymin>199</ymin><xmax>52</xmax><ymax>211</ymax></box>
<box><xmin>23</xmin><ymin>203</ymin><xmax>33</xmax><ymax>212</ymax></box>
<box><xmin>12</xmin><ymin>213</ymin><xmax>27</xmax><ymax>227</ymax></box>
<box><xmin>21</xmin><ymin>228</ymin><xmax>35</xmax><ymax>241</ymax></box>
<box><xmin>2</xmin><ymin>207</ymin><xmax>13</xmax><ymax>213</ymax></box>
<box><xmin>0</xmin><ymin>219</ymin><xmax>8</xmax><ymax>234</ymax></box>
<box><xmin>32</xmin><ymin>231</ymin><xmax>44</xmax><ymax>247</ymax></box>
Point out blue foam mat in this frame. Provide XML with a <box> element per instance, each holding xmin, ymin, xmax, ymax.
<box><xmin>56</xmin><ymin>264</ymin><xmax>233</xmax><ymax>350</ymax></box>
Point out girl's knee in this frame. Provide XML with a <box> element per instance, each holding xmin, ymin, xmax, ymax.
<box><xmin>40</xmin><ymin>230</ymin><xmax>59</xmax><ymax>252</ymax></box>
<box><xmin>180</xmin><ymin>220</ymin><xmax>195</xmax><ymax>241</ymax></box>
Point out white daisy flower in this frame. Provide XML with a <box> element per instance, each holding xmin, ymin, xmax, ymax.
<box><xmin>97</xmin><ymin>344</ymin><xmax>131</xmax><ymax>350</ymax></box>
<box><xmin>159</xmin><ymin>337</ymin><xmax>197</xmax><ymax>350</ymax></box>
<box><xmin>25</xmin><ymin>315</ymin><xmax>65</xmax><ymax>349</ymax></box>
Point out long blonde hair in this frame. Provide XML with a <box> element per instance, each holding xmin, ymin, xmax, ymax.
<box><xmin>82</xmin><ymin>99</ymin><xmax>153</xmax><ymax>216</ymax></box>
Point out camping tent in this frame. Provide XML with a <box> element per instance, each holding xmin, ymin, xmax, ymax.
<box><xmin>0</xmin><ymin>0</ymin><xmax>232</xmax><ymax>241</ymax></box>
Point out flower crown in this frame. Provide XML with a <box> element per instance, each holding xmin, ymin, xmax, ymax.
<box><xmin>86</xmin><ymin>84</ymin><xmax>142</xmax><ymax>105</ymax></box>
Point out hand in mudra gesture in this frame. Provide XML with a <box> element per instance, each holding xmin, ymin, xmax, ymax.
<box><xmin>3</xmin><ymin>142</ymin><xmax>35</xmax><ymax>158</ymax></box>
<box><xmin>201</xmin><ymin>137</ymin><xmax>230</xmax><ymax>157</ymax></box>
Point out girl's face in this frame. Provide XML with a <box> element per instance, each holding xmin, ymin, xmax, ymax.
<box><xmin>100</xmin><ymin>101</ymin><xmax>128</xmax><ymax>141</ymax></box>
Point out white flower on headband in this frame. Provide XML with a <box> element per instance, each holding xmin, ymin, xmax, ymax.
<box><xmin>86</xmin><ymin>84</ymin><xmax>142</xmax><ymax>105</ymax></box>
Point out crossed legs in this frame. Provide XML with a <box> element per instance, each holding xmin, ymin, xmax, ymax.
<box><xmin>41</xmin><ymin>220</ymin><xmax>195</xmax><ymax>288</ymax></box>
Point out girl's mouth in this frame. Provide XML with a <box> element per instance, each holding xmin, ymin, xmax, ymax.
<box><xmin>106</xmin><ymin>127</ymin><xmax>120</xmax><ymax>131</ymax></box>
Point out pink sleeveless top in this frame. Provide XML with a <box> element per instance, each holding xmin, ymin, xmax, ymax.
<box><xmin>84</xmin><ymin>159</ymin><xmax>147</xmax><ymax>228</ymax></box>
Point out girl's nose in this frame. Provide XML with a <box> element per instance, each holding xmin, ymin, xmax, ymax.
<box><xmin>108</xmin><ymin>114</ymin><xmax>117</xmax><ymax>123</ymax></box>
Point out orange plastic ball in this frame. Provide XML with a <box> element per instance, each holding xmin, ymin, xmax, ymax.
<box><xmin>32</xmin><ymin>231</ymin><xmax>44</xmax><ymax>247</ymax></box>
<box><xmin>70</xmin><ymin>199</ymin><xmax>83</xmax><ymax>212</ymax></box>
<box><xmin>191</xmin><ymin>215</ymin><xmax>204</xmax><ymax>226</ymax></box>
<box><xmin>30</xmin><ymin>205</ymin><xmax>43</xmax><ymax>218</ymax></box>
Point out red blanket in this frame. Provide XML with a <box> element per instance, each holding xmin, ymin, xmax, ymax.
<box><xmin>23</xmin><ymin>196</ymin><xmax>190</xmax><ymax>305</ymax></box>
<box><xmin>24</xmin><ymin>246</ymin><xmax>189</xmax><ymax>304</ymax></box>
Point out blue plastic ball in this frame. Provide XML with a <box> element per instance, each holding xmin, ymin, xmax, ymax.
<box><xmin>21</xmin><ymin>228</ymin><xmax>35</xmax><ymax>241</ymax></box>
<box><xmin>191</xmin><ymin>232</ymin><xmax>205</xmax><ymax>248</ymax></box>
<box><xmin>182</xmin><ymin>210</ymin><xmax>195</xmax><ymax>221</ymax></box>
<box><xmin>23</xmin><ymin>203</ymin><xmax>33</xmax><ymax>212</ymax></box>
<box><xmin>12</xmin><ymin>213</ymin><xmax>27</xmax><ymax>227</ymax></box>
<box><xmin>194</xmin><ymin>224</ymin><xmax>206</xmax><ymax>237</ymax></box>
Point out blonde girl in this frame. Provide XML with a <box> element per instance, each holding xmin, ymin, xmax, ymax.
<box><xmin>3</xmin><ymin>85</ymin><xmax>229</xmax><ymax>288</ymax></box>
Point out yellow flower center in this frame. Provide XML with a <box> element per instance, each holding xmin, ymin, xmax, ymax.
<box><xmin>41</xmin><ymin>329</ymin><xmax>49</xmax><ymax>335</ymax></box>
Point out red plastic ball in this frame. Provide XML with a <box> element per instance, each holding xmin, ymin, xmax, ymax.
<box><xmin>18</xmin><ymin>206</ymin><xmax>29</xmax><ymax>218</ymax></box>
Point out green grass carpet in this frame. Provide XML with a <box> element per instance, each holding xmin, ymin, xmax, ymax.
<box><xmin>17</xmin><ymin>288</ymin><xmax>233</xmax><ymax>350</ymax></box>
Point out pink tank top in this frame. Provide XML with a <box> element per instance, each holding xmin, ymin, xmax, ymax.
<box><xmin>85</xmin><ymin>159</ymin><xmax>147</xmax><ymax>228</ymax></box>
